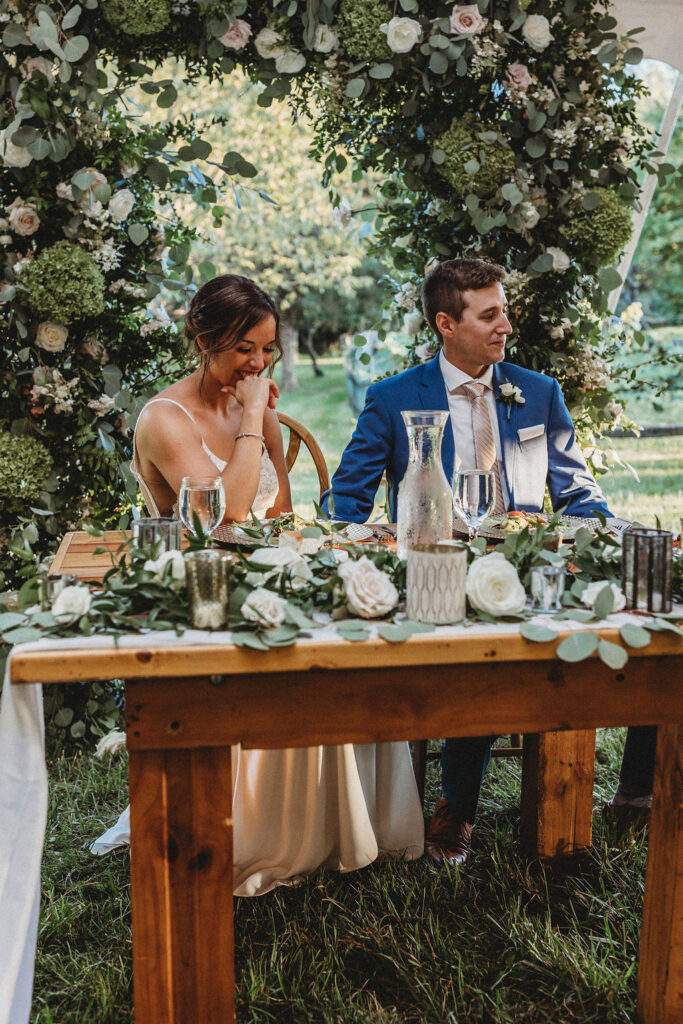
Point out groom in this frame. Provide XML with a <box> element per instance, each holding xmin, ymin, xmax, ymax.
<box><xmin>322</xmin><ymin>258</ymin><xmax>618</xmax><ymax>867</ymax></box>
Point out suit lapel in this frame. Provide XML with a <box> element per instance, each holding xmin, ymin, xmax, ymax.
<box><xmin>492</xmin><ymin>363</ymin><xmax>517</xmax><ymax>506</ymax></box>
<box><xmin>418</xmin><ymin>355</ymin><xmax>454</xmax><ymax>483</ymax></box>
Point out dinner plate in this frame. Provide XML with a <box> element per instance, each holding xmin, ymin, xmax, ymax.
<box><xmin>212</xmin><ymin>520</ymin><xmax>376</xmax><ymax>548</ymax></box>
<box><xmin>453</xmin><ymin>515</ymin><xmax>602</xmax><ymax>542</ymax></box>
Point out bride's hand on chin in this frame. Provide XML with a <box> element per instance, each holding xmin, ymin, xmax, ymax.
<box><xmin>221</xmin><ymin>375</ymin><xmax>279</xmax><ymax>412</ymax></box>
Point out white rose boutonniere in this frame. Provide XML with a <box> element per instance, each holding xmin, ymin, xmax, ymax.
<box><xmin>497</xmin><ymin>380</ymin><xmax>525</xmax><ymax>420</ymax></box>
<box><xmin>449</xmin><ymin>4</ymin><xmax>487</xmax><ymax>35</ymax></box>
<box><xmin>36</xmin><ymin>322</ymin><xmax>68</xmax><ymax>352</ymax></box>
<box><xmin>381</xmin><ymin>17</ymin><xmax>422</xmax><ymax>54</ymax></box>
<box><xmin>338</xmin><ymin>556</ymin><xmax>399</xmax><ymax>619</ymax></box>
<box><xmin>580</xmin><ymin>581</ymin><xmax>626</xmax><ymax>614</ymax></box>
<box><xmin>245</xmin><ymin>546</ymin><xmax>313</xmax><ymax>590</ymax></box>
<box><xmin>466</xmin><ymin>552</ymin><xmax>526</xmax><ymax>616</ymax></box>
<box><xmin>522</xmin><ymin>14</ymin><xmax>553</xmax><ymax>52</ymax></box>
<box><xmin>143</xmin><ymin>549</ymin><xmax>186</xmax><ymax>584</ymax></box>
<box><xmin>52</xmin><ymin>585</ymin><xmax>92</xmax><ymax>623</ymax></box>
<box><xmin>241</xmin><ymin>587</ymin><xmax>288</xmax><ymax>628</ymax></box>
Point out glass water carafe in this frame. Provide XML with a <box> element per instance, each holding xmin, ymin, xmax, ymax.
<box><xmin>396</xmin><ymin>410</ymin><xmax>453</xmax><ymax>558</ymax></box>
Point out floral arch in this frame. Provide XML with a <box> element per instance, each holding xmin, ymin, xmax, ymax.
<box><xmin>0</xmin><ymin>0</ymin><xmax>665</xmax><ymax>587</ymax></box>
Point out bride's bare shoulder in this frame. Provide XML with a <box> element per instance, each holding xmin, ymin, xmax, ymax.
<box><xmin>136</xmin><ymin>386</ymin><xmax>199</xmax><ymax>438</ymax></box>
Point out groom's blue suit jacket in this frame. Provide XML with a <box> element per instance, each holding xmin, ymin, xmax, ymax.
<box><xmin>322</xmin><ymin>356</ymin><xmax>611</xmax><ymax>523</ymax></box>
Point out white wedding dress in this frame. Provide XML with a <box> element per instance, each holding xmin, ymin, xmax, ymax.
<box><xmin>92</xmin><ymin>400</ymin><xmax>424</xmax><ymax>895</ymax></box>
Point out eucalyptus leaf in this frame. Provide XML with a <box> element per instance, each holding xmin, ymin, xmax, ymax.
<box><xmin>3</xmin><ymin>23</ymin><xmax>29</xmax><ymax>47</ymax></box>
<box><xmin>55</xmin><ymin>707</ymin><xmax>75</xmax><ymax>727</ymax></box>
<box><xmin>619</xmin><ymin>623</ymin><xmax>651</xmax><ymax>649</ymax></box>
<box><xmin>429</xmin><ymin>51</ymin><xmax>449</xmax><ymax>74</ymax></box>
<box><xmin>0</xmin><ymin>612</ymin><xmax>26</xmax><ymax>632</ymax></box>
<box><xmin>345</xmin><ymin>78</ymin><xmax>365</xmax><ymax>98</ymax></box>
<box><xmin>70</xmin><ymin>720</ymin><xmax>87</xmax><ymax>738</ymax></box>
<box><xmin>525</xmin><ymin>137</ymin><xmax>547</xmax><ymax>158</ymax></box>
<box><xmin>2</xmin><ymin>626</ymin><xmax>44</xmax><ymax>645</ymax></box>
<box><xmin>63</xmin><ymin>35</ymin><xmax>89</xmax><ymax>62</ymax></box>
<box><xmin>369</xmin><ymin>63</ymin><xmax>393</xmax><ymax>80</ymax></box>
<box><xmin>62</xmin><ymin>4</ymin><xmax>82</xmax><ymax>30</ymax></box>
<box><xmin>556</xmin><ymin>631</ymin><xmax>598</xmax><ymax>662</ymax></box>
<box><xmin>28</xmin><ymin>137</ymin><xmax>51</xmax><ymax>160</ymax></box>
<box><xmin>128</xmin><ymin>223</ymin><xmax>149</xmax><ymax>246</ymax></box>
<box><xmin>592</xmin><ymin>584</ymin><xmax>615</xmax><ymax>621</ymax></box>
<box><xmin>598</xmin><ymin>267</ymin><xmax>622</xmax><ymax>292</ymax></box>
<box><xmin>519</xmin><ymin>622</ymin><xmax>559</xmax><ymax>643</ymax></box>
<box><xmin>597</xmin><ymin>638</ymin><xmax>628</xmax><ymax>670</ymax></box>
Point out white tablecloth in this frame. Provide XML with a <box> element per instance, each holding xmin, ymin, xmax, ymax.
<box><xmin>0</xmin><ymin>610</ymin><xmax>678</xmax><ymax>1024</ymax></box>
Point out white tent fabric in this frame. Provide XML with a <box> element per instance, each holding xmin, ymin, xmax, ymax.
<box><xmin>612</xmin><ymin>0</ymin><xmax>683</xmax><ymax>72</ymax></box>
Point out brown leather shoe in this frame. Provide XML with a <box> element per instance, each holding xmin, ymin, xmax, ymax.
<box><xmin>425</xmin><ymin>796</ymin><xmax>472</xmax><ymax>868</ymax></box>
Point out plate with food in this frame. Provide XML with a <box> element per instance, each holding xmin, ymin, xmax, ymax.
<box><xmin>453</xmin><ymin>510</ymin><xmax>602</xmax><ymax>541</ymax></box>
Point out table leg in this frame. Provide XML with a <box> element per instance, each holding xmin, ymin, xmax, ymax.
<box><xmin>637</xmin><ymin>723</ymin><xmax>683</xmax><ymax>1024</ymax></box>
<box><xmin>128</xmin><ymin>745</ymin><xmax>235</xmax><ymax>1023</ymax></box>
<box><xmin>520</xmin><ymin>730</ymin><xmax>596</xmax><ymax>859</ymax></box>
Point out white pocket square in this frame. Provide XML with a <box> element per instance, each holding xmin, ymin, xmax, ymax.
<box><xmin>518</xmin><ymin>423</ymin><xmax>545</xmax><ymax>443</ymax></box>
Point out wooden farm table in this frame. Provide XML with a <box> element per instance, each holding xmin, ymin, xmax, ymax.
<box><xmin>16</xmin><ymin>532</ymin><xmax>683</xmax><ymax>1024</ymax></box>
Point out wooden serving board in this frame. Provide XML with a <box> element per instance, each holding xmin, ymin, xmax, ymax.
<box><xmin>49</xmin><ymin>530</ymin><xmax>129</xmax><ymax>581</ymax></box>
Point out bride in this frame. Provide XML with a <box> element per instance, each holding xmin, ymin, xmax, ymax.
<box><xmin>93</xmin><ymin>274</ymin><xmax>424</xmax><ymax>894</ymax></box>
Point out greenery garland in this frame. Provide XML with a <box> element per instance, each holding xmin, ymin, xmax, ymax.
<box><xmin>0</xmin><ymin>0</ymin><xmax>673</xmax><ymax>592</ymax></box>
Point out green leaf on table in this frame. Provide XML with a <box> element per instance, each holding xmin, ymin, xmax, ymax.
<box><xmin>520</xmin><ymin>622</ymin><xmax>559</xmax><ymax>643</ymax></box>
<box><xmin>592</xmin><ymin>584</ymin><xmax>615</xmax><ymax>620</ymax></box>
<box><xmin>336</xmin><ymin>619</ymin><xmax>370</xmax><ymax>642</ymax></box>
<box><xmin>2</xmin><ymin>625</ymin><xmax>43</xmax><ymax>645</ymax></box>
<box><xmin>645</xmin><ymin>618</ymin><xmax>683</xmax><ymax>635</ymax></box>
<box><xmin>597</xmin><ymin>638</ymin><xmax>628</xmax><ymax>670</ymax></box>
<box><xmin>232</xmin><ymin>631</ymin><xmax>270</xmax><ymax>651</ymax></box>
<box><xmin>619</xmin><ymin>623</ymin><xmax>651</xmax><ymax>649</ymax></box>
<box><xmin>377</xmin><ymin>621</ymin><xmax>435</xmax><ymax>643</ymax></box>
<box><xmin>0</xmin><ymin>612</ymin><xmax>26</xmax><ymax>632</ymax></box>
<box><xmin>262</xmin><ymin>625</ymin><xmax>300</xmax><ymax>647</ymax></box>
<box><xmin>555</xmin><ymin>608</ymin><xmax>595</xmax><ymax>623</ymax></box>
<box><xmin>401</xmin><ymin>621</ymin><xmax>437</xmax><ymax>634</ymax></box>
<box><xmin>556</xmin><ymin>631</ymin><xmax>598</xmax><ymax>662</ymax></box>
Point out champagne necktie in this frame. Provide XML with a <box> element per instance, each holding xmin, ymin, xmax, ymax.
<box><xmin>458</xmin><ymin>381</ymin><xmax>506</xmax><ymax>515</ymax></box>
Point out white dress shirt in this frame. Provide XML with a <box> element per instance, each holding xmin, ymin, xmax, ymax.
<box><xmin>439</xmin><ymin>350</ymin><xmax>510</xmax><ymax>509</ymax></box>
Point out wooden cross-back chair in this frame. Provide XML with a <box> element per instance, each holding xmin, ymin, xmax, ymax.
<box><xmin>277</xmin><ymin>411</ymin><xmax>330</xmax><ymax>500</ymax></box>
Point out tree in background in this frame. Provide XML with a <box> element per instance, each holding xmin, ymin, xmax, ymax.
<box><xmin>166</xmin><ymin>72</ymin><xmax>383</xmax><ymax>390</ymax></box>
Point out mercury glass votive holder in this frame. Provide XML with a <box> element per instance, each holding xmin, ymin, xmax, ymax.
<box><xmin>405</xmin><ymin>542</ymin><xmax>467</xmax><ymax>624</ymax></box>
<box><xmin>38</xmin><ymin>573</ymin><xmax>77</xmax><ymax>611</ymax></box>
<box><xmin>131</xmin><ymin>517</ymin><xmax>183</xmax><ymax>554</ymax></box>
<box><xmin>184</xmin><ymin>550</ymin><xmax>232</xmax><ymax>630</ymax></box>
<box><xmin>530</xmin><ymin>565</ymin><xmax>566</xmax><ymax>613</ymax></box>
<box><xmin>622</xmin><ymin>527</ymin><xmax>673</xmax><ymax>613</ymax></box>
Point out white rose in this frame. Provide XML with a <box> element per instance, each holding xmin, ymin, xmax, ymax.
<box><xmin>520</xmin><ymin>202</ymin><xmax>540</xmax><ymax>229</ymax></box>
<box><xmin>56</xmin><ymin>182</ymin><xmax>74</xmax><ymax>200</ymax></box>
<box><xmin>449</xmin><ymin>4</ymin><xmax>487</xmax><ymax>35</ymax></box>
<box><xmin>143</xmin><ymin>549</ymin><xmax>186</xmax><ymax>584</ymax></box>
<box><xmin>403</xmin><ymin>310</ymin><xmax>424</xmax><ymax>335</ymax></box>
<box><xmin>219</xmin><ymin>19</ymin><xmax>252</xmax><ymax>50</ymax></box>
<box><xmin>338</xmin><ymin>556</ymin><xmax>399</xmax><ymax>619</ymax></box>
<box><xmin>241</xmin><ymin>587</ymin><xmax>288</xmax><ymax>628</ymax></box>
<box><xmin>88</xmin><ymin>394</ymin><xmax>116</xmax><ymax>416</ymax></box>
<box><xmin>119</xmin><ymin>160</ymin><xmax>139</xmax><ymax>179</ymax></box>
<box><xmin>245</xmin><ymin>546</ymin><xmax>312</xmax><ymax>590</ymax></box>
<box><xmin>20</xmin><ymin>56</ymin><xmax>52</xmax><ymax>80</ymax></box>
<box><xmin>52</xmin><ymin>585</ymin><xmax>91</xmax><ymax>622</ymax></box>
<box><xmin>0</xmin><ymin>127</ymin><xmax>33</xmax><ymax>168</ymax></box>
<box><xmin>313</xmin><ymin>24</ymin><xmax>338</xmax><ymax>53</ymax></box>
<box><xmin>254</xmin><ymin>27</ymin><xmax>285</xmax><ymax>59</ymax></box>
<box><xmin>381</xmin><ymin>17</ymin><xmax>422</xmax><ymax>53</ymax></box>
<box><xmin>546</xmin><ymin>246</ymin><xmax>570</xmax><ymax>272</ymax></box>
<box><xmin>512</xmin><ymin>386</ymin><xmax>525</xmax><ymax>404</ymax></box>
<box><xmin>499</xmin><ymin>382</ymin><xmax>515</xmax><ymax>397</ymax></box>
<box><xmin>36</xmin><ymin>322</ymin><xmax>68</xmax><ymax>352</ymax></box>
<box><xmin>466</xmin><ymin>552</ymin><xmax>526</xmax><ymax>616</ymax></box>
<box><xmin>8</xmin><ymin>201</ymin><xmax>40</xmax><ymax>236</ymax></box>
<box><xmin>108</xmin><ymin>188</ymin><xmax>135</xmax><ymax>222</ymax></box>
<box><xmin>332</xmin><ymin>198</ymin><xmax>353</xmax><ymax>228</ymax></box>
<box><xmin>580</xmin><ymin>581</ymin><xmax>626</xmax><ymax>614</ymax></box>
<box><xmin>275</xmin><ymin>49</ymin><xmax>306</xmax><ymax>74</ymax></box>
<box><xmin>414</xmin><ymin>340</ymin><xmax>437</xmax><ymax>362</ymax></box>
<box><xmin>522</xmin><ymin>14</ymin><xmax>553</xmax><ymax>52</ymax></box>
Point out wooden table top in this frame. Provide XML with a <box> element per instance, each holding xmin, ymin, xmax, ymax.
<box><xmin>49</xmin><ymin>529</ymin><xmax>129</xmax><ymax>581</ymax></box>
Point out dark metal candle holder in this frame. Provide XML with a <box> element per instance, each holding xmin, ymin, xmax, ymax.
<box><xmin>622</xmin><ymin>527</ymin><xmax>673</xmax><ymax>613</ymax></box>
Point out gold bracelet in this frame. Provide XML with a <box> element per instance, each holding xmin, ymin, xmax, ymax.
<box><xmin>234</xmin><ymin>432</ymin><xmax>265</xmax><ymax>442</ymax></box>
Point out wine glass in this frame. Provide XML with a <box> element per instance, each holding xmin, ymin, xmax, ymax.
<box><xmin>178</xmin><ymin>476</ymin><xmax>226</xmax><ymax>538</ymax></box>
<box><xmin>452</xmin><ymin>470</ymin><xmax>495</xmax><ymax>541</ymax></box>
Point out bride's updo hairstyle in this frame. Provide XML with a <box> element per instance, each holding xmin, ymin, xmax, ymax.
<box><xmin>185</xmin><ymin>274</ymin><xmax>282</xmax><ymax>384</ymax></box>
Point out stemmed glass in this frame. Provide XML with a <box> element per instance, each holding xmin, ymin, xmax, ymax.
<box><xmin>452</xmin><ymin>470</ymin><xmax>495</xmax><ymax>541</ymax></box>
<box><xmin>178</xmin><ymin>476</ymin><xmax>226</xmax><ymax>538</ymax></box>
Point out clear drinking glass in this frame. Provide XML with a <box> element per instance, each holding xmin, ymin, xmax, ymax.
<box><xmin>452</xmin><ymin>470</ymin><xmax>495</xmax><ymax>541</ymax></box>
<box><xmin>178</xmin><ymin>476</ymin><xmax>226</xmax><ymax>537</ymax></box>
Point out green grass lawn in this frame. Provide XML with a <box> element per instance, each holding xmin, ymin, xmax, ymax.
<box><xmin>36</xmin><ymin>732</ymin><xmax>646</xmax><ymax>1023</ymax></box>
<box><xmin>32</xmin><ymin>358</ymin><xmax>677</xmax><ymax>1021</ymax></box>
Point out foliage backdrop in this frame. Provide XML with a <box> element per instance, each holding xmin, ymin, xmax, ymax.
<box><xmin>0</xmin><ymin>0</ymin><xmax>673</xmax><ymax>588</ymax></box>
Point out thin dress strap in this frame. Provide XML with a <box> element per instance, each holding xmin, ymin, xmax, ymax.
<box><xmin>131</xmin><ymin>399</ymin><xmax>201</xmax><ymax>515</ymax></box>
